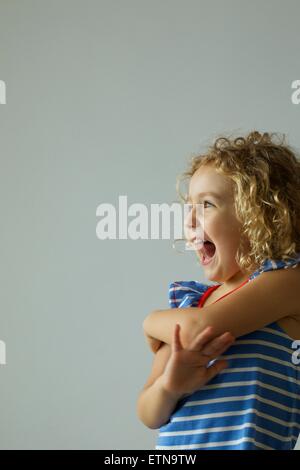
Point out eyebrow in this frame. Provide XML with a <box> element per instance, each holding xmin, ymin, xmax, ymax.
<box><xmin>187</xmin><ymin>191</ymin><xmax>222</xmax><ymax>202</ymax></box>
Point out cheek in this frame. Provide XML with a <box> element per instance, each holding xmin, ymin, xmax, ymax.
<box><xmin>210</xmin><ymin>215</ymin><xmax>241</xmax><ymax>246</ymax></box>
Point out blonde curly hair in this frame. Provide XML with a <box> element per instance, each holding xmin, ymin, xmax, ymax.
<box><xmin>176</xmin><ymin>130</ymin><xmax>300</xmax><ymax>273</ymax></box>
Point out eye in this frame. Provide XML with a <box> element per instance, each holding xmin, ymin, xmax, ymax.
<box><xmin>184</xmin><ymin>200</ymin><xmax>214</xmax><ymax>213</ymax></box>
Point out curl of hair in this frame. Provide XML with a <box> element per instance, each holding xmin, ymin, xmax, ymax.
<box><xmin>176</xmin><ymin>130</ymin><xmax>300</xmax><ymax>273</ymax></box>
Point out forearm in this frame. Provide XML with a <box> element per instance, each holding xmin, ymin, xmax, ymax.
<box><xmin>136</xmin><ymin>375</ymin><xmax>185</xmax><ymax>429</ymax></box>
<box><xmin>143</xmin><ymin>308</ymin><xmax>200</xmax><ymax>350</ymax></box>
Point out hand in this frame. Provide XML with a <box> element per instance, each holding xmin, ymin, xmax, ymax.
<box><xmin>161</xmin><ymin>324</ymin><xmax>235</xmax><ymax>397</ymax></box>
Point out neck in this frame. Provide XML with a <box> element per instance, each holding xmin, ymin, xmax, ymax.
<box><xmin>220</xmin><ymin>270</ymin><xmax>251</xmax><ymax>292</ymax></box>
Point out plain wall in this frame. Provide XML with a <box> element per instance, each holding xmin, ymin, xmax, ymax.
<box><xmin>0</xmin><ymin>0</ymin><xmax>299</xmax><ymax>449</ymax></box>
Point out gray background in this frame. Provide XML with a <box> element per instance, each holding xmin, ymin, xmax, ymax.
<box><xmin>0</xmin><ymin>0</ymin><xmax>299</xmax><ymax>450</ymax></box>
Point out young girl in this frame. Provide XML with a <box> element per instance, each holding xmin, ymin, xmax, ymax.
<box><xmin>138</xmin><ymin>131</ymin><xmax>300</xmax><ymax>450</ymax></box>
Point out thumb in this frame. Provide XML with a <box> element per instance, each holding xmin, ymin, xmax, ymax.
<box><xmin>172</xmin><ymin>323</ymin><xmax>183</xmax><ymax>353</ymax></box>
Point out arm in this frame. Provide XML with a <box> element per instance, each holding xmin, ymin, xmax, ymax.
<box><xmin>143</xmin><ymin>265</ymin><xmax>300</xmax><ymax>349</ymax></box>
<box><xmin>137</xmin><ymin>325</ymin><xmax>234</xmax><ymax>429</ymax></box>
<box><xmin>144</xmin><ymin>331</ymin><xmax>163</xmax><ymax>354</ymax></box>
<box><xmin>137</xmin><ymin>375</ymin><xmax>184</xmax><ymax>429</ymax></box>
<box><xmin>136</xmin><ymin>342</ymin><xmax>184</xmax><ymax>429</ymax></box>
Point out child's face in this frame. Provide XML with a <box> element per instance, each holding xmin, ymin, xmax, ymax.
<box><xmin>185</xmin><ymin>164</ymin><xmax>249</xmax><ymax>284</ymax></box>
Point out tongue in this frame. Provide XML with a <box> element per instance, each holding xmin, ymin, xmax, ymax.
<box><xmin>204</xmin><ymin>241</ymin><xmax>216</xmax><ymax>258</ymax></box>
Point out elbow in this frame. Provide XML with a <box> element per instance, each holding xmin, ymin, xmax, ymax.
<box><xmin>139</xmin><ymin>417</ymin><xmax>166</xmax><ymax>430</ymax></box>
<box><xmin>143</xmin><ymin>309</ymin><xmax>159</xmax><ymax>332</ymax></box>
<box><xmin>143</xmin><ymin>420</ymin><xmax>160</xmax><ymax>430</ymax></box>
<box><xmin>142</xmin><ymin>310</ymin><xmax>153</xmax><ymax>334</ymax></box>
<box><xmin>136</xmin><ymin>408</ymin><xmax>160</xmax><ymax>430</ymax></box>
<box><xmin>142</xmin><ymin>316</ymin><xmax>150</xmax><ymax>335</ymax></box>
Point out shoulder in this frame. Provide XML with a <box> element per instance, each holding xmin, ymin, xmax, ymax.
<box><xmin>250</xmin><ymin>253</ymin><xmax>300</xmax><ymax>313</ymax></box>
<box><xmin>253</xmin><ymin>261</ymin><xmax>300</xmax><ymax>318</ymax></box>
<box><xmin>249</xmin><ymin>253</ymin><xmax>300</xmax><ymax>280</ymax></box>
<box><xmin>259</xmin><ymin>258</ymin><xmax>300</xmax><ymax>281</ymax></box>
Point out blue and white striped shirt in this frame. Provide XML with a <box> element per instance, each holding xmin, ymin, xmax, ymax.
<box><xmin>155</xmin><ymin>254</ymin><xmax>300</xmax><ymax>450</ymax></box>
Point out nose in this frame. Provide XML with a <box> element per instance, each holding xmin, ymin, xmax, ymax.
<box><xmin>184</xmin><ymin>205</ymin><xmax>195</xmax><ymax>229</ymax></box>
<box><xmin>184</xmin><ymin>204</ymin><xmax>204</xmax><ymax>242</ymax></box>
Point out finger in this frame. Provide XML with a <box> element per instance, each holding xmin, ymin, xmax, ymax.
<box><xmin>173</xmin><ymin>323</ymin><xmax>183</xmax><ymax>353</ymax></box>
<box><xmin>200</xmin><ymin>342</ymin><xmax>233</xmax><ymax>366</ymax></box>
<box><xmin>214</xmin><ymin>338</ymin><xmax>235</xmax><ymax>358</ymax></box>
<box><xmin>201</xmin><ymin>338</ymin><xmax>235</xmax><ymax>364</ymax></box>
<box><xmin>205</xmin><ymin>360</ymin><xmax>228</xmax><ymax>382</ymax></box>
<box><xmin>201</xmin><ymin>332</ymin><xmax>235</xmax><ymax>356</ymax></box>
<box><xmin>196</xmin><ymin>339</ymin><xmax>234</xmax><ymax>367</ymax></box>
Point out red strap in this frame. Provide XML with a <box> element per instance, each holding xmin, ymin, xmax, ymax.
<box><xmin>198</xmin><ymin>284</ymin><xmax>220</xmax><ymax>308</ymax></box>
<box><xmin>198</xmin><ymin>279</ymin><xmax>249</xmax><ymax>308</ymax></box>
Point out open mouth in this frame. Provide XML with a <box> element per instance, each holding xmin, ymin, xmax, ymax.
<box><xmin>203</xmin><ymin>240</ymin><xmax>216</xmax><ymax>256</ymax></box>
<box><xmin>202</xmin><ymin>240</ymin><xmax>216</xmax><ymax>263</ymax></box>
<box><xmin>193</xmin><ymin>239</ymin><xmax>216</xmax><ymax>264</ymax></box>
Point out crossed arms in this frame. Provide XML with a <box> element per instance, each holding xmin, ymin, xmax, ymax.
<box><xmin>143</xmin><ymin>266</ymin><xmax>300</xmax><ymax>351</ymax></box>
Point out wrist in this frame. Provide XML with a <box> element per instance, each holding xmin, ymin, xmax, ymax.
<box><xmin>156</xmin><ymin>375</ymin><xmax>186</xmax><ymax>402</ymax></box>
